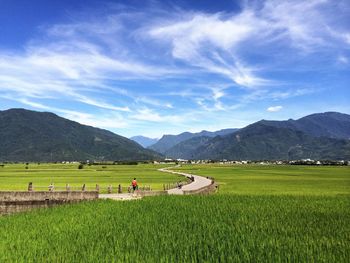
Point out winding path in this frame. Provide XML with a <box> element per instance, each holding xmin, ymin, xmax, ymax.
<box><xmin>158</xmin><ymin>166</ymin><xmax>213</xmax><ymax>195</ymax></box>
<box><xmin>99</xmin><ymin>166</ymin><xmax>213</xmax><ymax>200</ymax></box>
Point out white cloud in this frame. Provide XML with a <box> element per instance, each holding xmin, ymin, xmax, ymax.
<box><xmin>62</xmin><ymin>111</ymin><xmax>129</xmax><ymax>129</ymax></box>
<box><xmin>345</xmin><ymin>33</ymin><xmax>350</xmax><ymax>45</ymax></box>
<box><xmin>0</xmin><ymin>1</ymin><xmax>348</xmax><ymax>137</ymax></box>
<box><xmin>134</xmin><ymin>96</ymin><xmax>173</xmax><ymax>109</ymax></box>
<box><xmin>72</xmin><ymin>94</ymin><xmax>131</xmax><ymax>112</ymax></box>
<box><xmin>0</xmin><ymin>12</ymin><xmax>184</xmax><ymax>116</ymax></box>
<box><xmin>267</xmin><ymin>106</ymin><xmax>283</xmax><ymax>112</ymax></box>
<box><xmin>337</xmin><ymin>55</ymin><xmax>348</xmax><ymax>64</ymax></box>
<box><xmin>147</xmin><ymin>0</ymin><xmax>347</xmax><ymax>89</ymax></box>
<box><xmin>149</xmin><ymin>12</ymin><xmax>256</xmax><ymax>58</ymax></box>
<box><xmin>258</xmin><ymin>0</ymin><xmax>330</xmax><ymax>50</ymax></box>
<box><xmin>2</xmin><ymin>96</ymin><xmax>129</xmax><ymax>129</ymax></box>
<box><xmin>131</xmin><ymin>108</ymin><xmax>183</xmax><ymax>123</ymax></box>
<box><xmin>149</xmin><ymin>11</ymin><xmax>270</xmax><ymax>88</ymax></box>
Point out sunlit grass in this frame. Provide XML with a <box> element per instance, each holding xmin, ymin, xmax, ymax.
<box><xmin>173</xmin><ymin>164</ymin><xmax>350</xmax><ymax>195</ymax></box>
<box><xmin>0</xmin><ymin>163</ymin><xmax>181</xmax><ymax>192</ymax></box>
<box><xmin>1</xmin><ymin>164</ymin><xmax>349</xmax><ymax>262</ymax></box>
<box><xmin>1</xmin><ymin>195</ymin><xmax>349</xmax><ymax>262</ymax></box>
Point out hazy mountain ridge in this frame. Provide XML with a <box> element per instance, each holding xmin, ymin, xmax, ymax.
<box><xmin>259</xmin><ymin>112</ymin><xmax>350</xmax><ymax>140</ymax></box>
<box><xmin>130</xmin><ymin>136</ymin><xmax>158</xmax><ymax>148</ymax></box>
<box><xmin>1</xmin><ymin>109</ymin><xmax>349</xmax><ymax>161</ymax></box>
<box><xmin>153</xmin><ymin>112</ymin><xmax>350</xmax><ymax>160</ymax></box>
<box><xmin>148</xmin><ymin>128</ymin><xmax>238</xmax><ymax>154</ymax></box>
<box><xmin>165</xmin><ymin>136</ymin><xmax>213</xmax><ymax>159</ymax></box>
<box><xmin>192</xmin><ymin>123</ymin><xmax>350</xmax><ymax>160</ymax></box>
<box><xmin>0</xmin><ymin>109</ymin><xmax>161</xmax><ymax>162</ymax></box>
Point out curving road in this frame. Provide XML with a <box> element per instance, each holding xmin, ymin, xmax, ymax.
<box><xmin>158</xmin><ymin>166</ymin><xmax>213</xmax><ymax>195</ymax></box>
<box><xmin>99</xmin><ymin>166</ymin><xmax>213</xmax><ymax>200</ymax></box>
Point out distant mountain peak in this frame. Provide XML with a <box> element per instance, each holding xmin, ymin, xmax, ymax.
<box><xmin>148</xmin><ymin>111</ymin><xmax>350</xmax><ymax>160</ymax></box>
<box><xmin>130</xmin><ymin>136</ymin><xmax>159</xmax><ymax>148</ymax></box>
<box><xmin>148</xmin><ymin>128</ymin><xmax>238</xmax><ymax>154</ymax></box>
<box><xmin>0</xmin><ymin>108</ymin><xmax>161</xmax><ymax>162</ymax></box>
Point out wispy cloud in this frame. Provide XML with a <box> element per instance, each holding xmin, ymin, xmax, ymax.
<box><xmin>2</xmin><ymin>96</ymin><xmax>129</xmax><ymax>129</ymax></box>
<box><xmin>0</xmin><ymin>0</ymin><xmax>348</xmax><ymax>137</ymax></box>
<box><xmin>148</xmin><ymin>11</ymin><xmax>271</xmax><ymax>88</ymax></box>
<box><xmin>337</xmin><ymin>55</ymin><xmax>348</xmax><ymax>64</ymax></box>
<box><xmin>131</xmin><ymin>107</ymin><xmax>184</xmax><ymax>123</ymax></box>
<box><xmin>267</xmin><ymin>106</ymin><xmax>283</xmax><ymax>112</ymax></box>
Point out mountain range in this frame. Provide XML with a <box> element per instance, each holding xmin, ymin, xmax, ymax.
<box><xmin>130</xmin><ymin>136</ymin><xmax>158</xmax><ymax>148</ymax></box>
<box><xmin>0</xmin><ymin>109</ymin><xmax>160</xmax><ymax>162</ymax></box>
<box><xmin>147</xmin><ymin>112</ymin><xmax>350</xmax><ymax>160</ymax></box>
<box><xmin>148</xmin><ymin>129</ymin><xmax>238</xmax><ymax>154</ymax></box>
<box><xmin>1</xmin><ymin>109</ymin><xmax>349</xmax><ymax>162</ymax></box>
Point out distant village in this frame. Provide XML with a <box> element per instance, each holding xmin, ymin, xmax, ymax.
<box><xmin>1</xmin><ymin>158</ymin><xmax>349</xmax><ymax>166</ymax></box>
<box><xmin>154</xmin><ymin>158</ymin><xmax>350</xmax><ymax>166</ymax></box>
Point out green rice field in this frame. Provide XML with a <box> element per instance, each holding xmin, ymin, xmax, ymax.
<box><xmin>0</xmin><ymin>163</ymin><xmax>181</xmax><ymax>192</ymax></box>
<box><xmin>174</xmin><ymin>164</ymin><xmax>350</xmax><ymax>195</ymax></box>
<box><xmin>1</xmin><ymin>164</ymin><xmax>349</xmax><ymax>262</ymax></box>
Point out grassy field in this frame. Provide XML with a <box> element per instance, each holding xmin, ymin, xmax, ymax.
<box><xmin>0</xmin><ymin>164</ymin><xmax>349</xmax><ymax>262</ymax></box>
<box><xmin>1</xmin><ymin>195</ymin><xmax>349</xmax><ymax>262</ymax></box>
<box><xmin>0</xmin><ymin>163</ymin><xmax>182</xmax><ymax>192</ymax></box>
<box><xmin>173</xmin><ymin>164</ymin><xmax>350</xmax><ymax>195</ymax></box>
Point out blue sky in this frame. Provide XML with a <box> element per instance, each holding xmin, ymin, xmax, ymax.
<box><xmin>0</xmin><ymin>0</ymin><xmax>349</xmax><ymax>138</ymax></box>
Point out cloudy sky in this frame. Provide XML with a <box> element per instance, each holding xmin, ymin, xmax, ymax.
<box><xmin>0</xmin><ymin>0</ymin><xmax>349</xmax><ymax>138</ymax></box>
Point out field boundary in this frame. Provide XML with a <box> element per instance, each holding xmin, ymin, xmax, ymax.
<box><xmin>0</xmin><ymin>191</ymin><xmax>98</xmax><ymax>202</ymax></box>
<box><xmin>0</xmin><ymin>191</ymin><xmax>98</xmax><ymax>215</ymax></box>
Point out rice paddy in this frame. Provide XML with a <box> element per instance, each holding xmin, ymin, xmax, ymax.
<box><xmin>173</xmin><ymin>164</ymin><xmax>350</xmax><ymax>195</ymax></box>
<box><xmin>0</xmin><ymin>163</ymin><xmax>349</xmax><ymax>262</ymax></box>
<box><xmin>0</xmin><ymin>163</ymin><xmax>180</xmax><ymax>192</ymax></box>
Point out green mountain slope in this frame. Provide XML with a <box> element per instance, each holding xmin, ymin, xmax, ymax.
<box><xmin>148</xmin><ymin>128</ymin><xmax>237</xmax><ymax>154</ymax></box>
<box><xmin>165</xmin><ymin>136</ymin><xmax>212</xmax><ymax>159</ymax></box>
<box><xmin>260</xmin><ymin>112</ymin><xmax>350</xmax><ymax>139</ymax></box>
<box><xmin>159</xmin><ymin>112</ymin><xmax>350</xmax><ymax>160</ymax></box>
<box><xmin>192</xmin><ymin>123</ymin><xmax>350</xmax><ymax>160</ymax></box>
<box><xmin>0</xmin><ymin>109</ymin><xmax>161</xmax><ymax>162</ymax></box>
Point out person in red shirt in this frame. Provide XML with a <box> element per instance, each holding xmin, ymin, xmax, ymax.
<box><xmin>132</xmin><ymin>178</ymin><xmax>138</xmax><ymax>191</ymax></box>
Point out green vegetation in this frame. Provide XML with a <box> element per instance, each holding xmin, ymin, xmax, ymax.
<box><xmin>0</xmin><ymin>163</ymin><xmax>180</xmax><ymax>192</ymax></box>
<box><xmin>0</xmin><ymin>164</ymin><xmax>349</xmax><ymax>262</ymax></box>
<box><xmin>0</xmin><ymin>195</ymin><xmax>349</xmax><ymax>262</ymax></box>
<box><xmin>174</xmin><ymin>164</ymin><xmax>350</xmax><ymax>195</ymax></box>
<box><xmin>0</xmin><ymin>108</ymin><xmax>161</xmax><ymax>162</ymax></box>
<box><xmin>187</xmin><ymin>123</ymin><xmax>350</xmax><ymax>160</ymax></box>
<box><xmin>151</xmin><ymin>112</ymin><xmax>350</xmax><ymax>160</ymax></box>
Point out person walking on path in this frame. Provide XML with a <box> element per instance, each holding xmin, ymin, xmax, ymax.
<box><xmin>131</xmin><ymin>178</ymin><xmax>138</xmax><ymax>192</ymax></box>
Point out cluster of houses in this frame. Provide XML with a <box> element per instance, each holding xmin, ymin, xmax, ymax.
<box><xmin>2</xmin><ymin>159</ymin><xmax>349</xmax><ymax>166</ymax></box>
<box><xmin>153</xmin><ymin>158</ymin><xmax>350</xmax><ymax>166</ymax></box>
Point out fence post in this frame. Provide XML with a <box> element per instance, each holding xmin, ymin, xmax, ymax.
<box><xmin>118</xmin><ymin>184</ymin><xmax>122</xmax><ymax>194</ymax></box>
<box><xmin>96</xmin><ymin>184</ymin><xmax>100</xmax><ymax>192</ymax></box>
<box><xmin>108</xmin><ymin>185</ymin><xmax>112</xmax><ymax>194</ymax></box>
<box><xmin>82</xmin><ymin>184</ymin><xmax>86</xmax><ymax>191</ymax></box>
<box><xmin>66</xmin><ymin>184</ymin><xmax>71</xmax><ymax>191</ymax></box>
<box><xmin>28</xmin><ymin>182</ymin><xmax>33</xmax><ymax>192</ymax></box>
<box><xmin>163</xmin><ymin>184</ymin><xmax>165</xmax><ymax>191</ymax></box>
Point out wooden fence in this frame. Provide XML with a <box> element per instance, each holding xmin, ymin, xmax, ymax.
<box><xmin>27</xmin><ymin>183</ymin><xmax>152</xmax><ymax>194</ymax></box>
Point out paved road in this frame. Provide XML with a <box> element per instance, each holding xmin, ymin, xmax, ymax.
<box><xmin>98</xmin><ymin>166</ymin><xmax>212</xmax><ymax>200</ymax></box>
<box><xmin>158</xmin><ymin>166</ymin><xmax>213</xmax><ymax>195</ymax></box>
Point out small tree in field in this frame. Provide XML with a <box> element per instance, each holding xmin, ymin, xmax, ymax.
<box><xmin>78</xmin><ymin>164</ymin><xmax>84</xmax><ymax>169</ymax></box>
